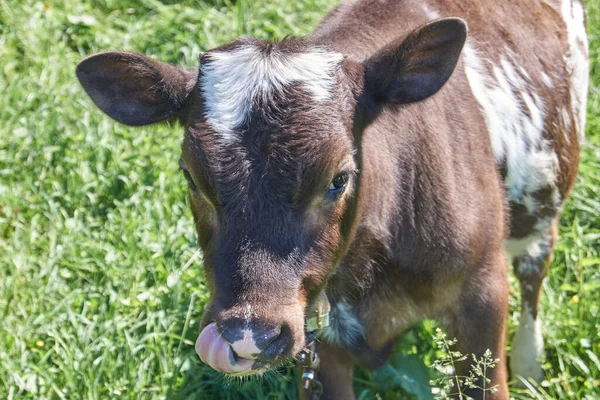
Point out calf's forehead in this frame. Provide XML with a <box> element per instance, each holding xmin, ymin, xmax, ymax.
<box><xmin>198</xmin><ymin>38</ymin><xmax>345</xmax><ymax>137</ymax></box>
<box><xmin>181</xmin><ymin>39</ymin><xmax>355</xmax><ymax>194</ymax></box>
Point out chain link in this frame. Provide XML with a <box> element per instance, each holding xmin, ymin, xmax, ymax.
<box><xmin>298</xmin><ymin>340</ymin><xmax>323</xmax><ymax>400</ymax></box>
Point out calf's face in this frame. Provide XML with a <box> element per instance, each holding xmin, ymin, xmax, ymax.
<box><xmin>76</xmin><ymin>19</ymin><xmax>466</xmax><ymax>375</ymax></box>
<box><xmin>182</xmin><ymin>38</ymin><xmax>360</xmax><ymax>374</ymax></box>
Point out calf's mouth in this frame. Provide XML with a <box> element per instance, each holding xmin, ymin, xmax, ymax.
<box><xmin>195</xmin><ymin>294</ymin><xmax>330</xmax><ymax>376</ymax></box>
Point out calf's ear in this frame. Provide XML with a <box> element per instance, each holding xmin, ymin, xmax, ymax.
<box><xmin>76</xmin><ymin>51</ymin><xmax>196</xmax><ymax>126</ymax></box>
<box><xmin>362</xmin><ymin>18</ymin><xmax>467</xmax><ymax>106</ymax></box>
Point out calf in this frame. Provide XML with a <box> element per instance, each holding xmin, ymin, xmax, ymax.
<box><xmin>76</xmin><ymin>0</ymin><xmax>589</xmax><ymax>398</ymax></box>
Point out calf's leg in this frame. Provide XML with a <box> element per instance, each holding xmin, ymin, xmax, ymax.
<box><xmin>509</xmin><ymin>220</ymin><xmax>557</xmax><ymax>386</ymax></box>
<box><xmin>314</xmin><ymin>341</ymin><xmax>356</xmax><ymax>400</ymax></box>
<box><xmin>447</xmin><ymin>253</ymin><xmax>509</xmax><ymax>399</ymax></box>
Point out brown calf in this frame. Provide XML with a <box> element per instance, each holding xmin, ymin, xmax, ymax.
<box><xmin>76</xmin><ymin>0</ymin><xmax>589</xmax><ymax>398</ymax></box>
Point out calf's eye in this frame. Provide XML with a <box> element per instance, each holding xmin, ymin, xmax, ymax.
<box><xmin>181</xmin><ymin>168</ymin><xmax>198</xmax><ymax>191</ymax></box>
<box><xmin>328</xmin><ymin>172</ymin><xmax>349</xmax><ymax>193</ymax></box>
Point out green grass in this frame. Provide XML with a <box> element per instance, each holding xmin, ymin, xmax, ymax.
<box><xmin>0</xmin><ymin>0</ymin><xmax>598</xmax><ymax>398</ymax></box>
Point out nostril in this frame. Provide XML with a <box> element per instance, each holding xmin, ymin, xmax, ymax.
<box><xmin>218</xmin><ymin>325</ymin><xmax>242</xmax><ymax>345</ymax></box>
<box><xmin>253</xmin><ymin>325</ymin><xmax>282</xmax><ymax>350</ymax></box>
<box><xmin>260</xmin><ymin>323</ymin><xmax>293</xmax><ymax>361</ymax></box>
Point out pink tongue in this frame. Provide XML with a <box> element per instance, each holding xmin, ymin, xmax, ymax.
<box><xmin>195</xmin><ymin>323</ymin><xmax>254</xmax><ymax>374</ymax></box>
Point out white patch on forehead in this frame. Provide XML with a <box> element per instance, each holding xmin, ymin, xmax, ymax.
<box><xmin>200</xmin><ymin>44</ymin><xmax>343</xmax><ymax>136</ymax></box>
<box><xmin>561</xmin><ymin>0</ymin><xmax>589</xmax><ymax>142</ymax></box>
<box><xmin>463</xmin><ymin>44</ymin><xmax>559</xmax><ymax>210</ymax></box>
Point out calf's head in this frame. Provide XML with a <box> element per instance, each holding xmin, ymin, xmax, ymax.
<box><xmin>76</xmin><ymin>18</ymin><xmax>466</xmax><ymax>375</ymax></box>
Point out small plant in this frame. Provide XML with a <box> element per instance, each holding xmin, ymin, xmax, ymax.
<box><xmin>430</xmin><ymin>328</ymin><xmax>499</xmax><ymax>400</ymax></box>
<box><xmin>464</xmin><ymin>350</ymin><xmax>500</xmax><ymax>399</ymax></box>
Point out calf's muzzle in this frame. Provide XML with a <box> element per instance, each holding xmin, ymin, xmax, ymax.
<box><xmin>196</xmin><ymin>317</ymin><xmax>295</xmax><ymax>375</ymax></box>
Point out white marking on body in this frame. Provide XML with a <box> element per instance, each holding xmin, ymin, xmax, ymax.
<box><xmin>321</xmin><ymin>298</ymin><xmax>365</xmax><ymax>347</ymax></box>
<box><xmin>230</xmin><ymin>329</ymin><xmax>261</xmax><ymax>360</ymax></box>
<box><xmin>561</xmin><ymin>0</ymin><xmax>589</xmax><ymax>141</ymax></box>
<box><xmin>505</xmin><ymin>234</ymin><xmax>540</xmax><ymax>259</ymax></box>
<box><xmin>200</xmin><ymin>45</ymin><xmax>343</xmax><ymax>136</ymax></box>
<box><xmin>463</xmin><ymin>44</ymin><xmax>560</xmax><ymax>212</ymax></box>
<box><xmin>505</xmin><ymin>216</ymin><xmax>554</xmax><ymax>260</ymax></box>
<box><xmin>541</xmin><ymin>72</ymin><xmax>554</xmax><ymax>88</ymax></box>
<box><xmin>559</xmin><ymin>106</ymin><xmax>573</xmax><ymax>144</ymax></box>
<box><xmin>522</xmin><ymin>194</ymin><xmax>536</xmax><ymax>214</ymax></box>
<box><xmin>510</xmin><ymin>305</ymin><xmax>545</xmax><ymax>384</ymax></box>
<box><xmin>518</xmin><ymin>65</ymin><xmax>531</xmax><ymax>80</ymax></box>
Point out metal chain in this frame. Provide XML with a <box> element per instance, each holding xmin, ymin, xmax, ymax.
<box><xmin>298</xmin><ymin>340</ymin><xmax>323</xmax><ymax>400</ymax></box>
<box><xmin>297</xmin><ymin>292</ymin><xmax>331</xmax><ymax>400</ymax></box>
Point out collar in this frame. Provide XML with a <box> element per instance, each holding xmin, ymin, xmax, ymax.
<box><xmin>304</xmin><ymin>291</ymin><xmax>331</xmax><ymax>332</ymax></box>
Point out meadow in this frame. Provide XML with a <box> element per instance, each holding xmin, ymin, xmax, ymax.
<box><xmin>0</xmin><ymin>0</ymin><xmax>599</xmax><ymax>398</ymax></box>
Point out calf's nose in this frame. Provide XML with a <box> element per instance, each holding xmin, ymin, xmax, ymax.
<box><xmin>196</xmin><ymin>320</ymin><xmax>294</xmax><ymax>375</ymax></box>
<box><xmin>219</xmin><ymin>322</ymin><xmax>282</xmax><ymax>360</ymax></box>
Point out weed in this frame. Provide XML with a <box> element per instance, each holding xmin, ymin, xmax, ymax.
<box><xmin>431</xmin><ymin>328</ymin><xmax>499</xmax><ymax>400</ymax></box>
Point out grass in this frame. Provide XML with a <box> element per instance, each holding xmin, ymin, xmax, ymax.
<box><xmin>0</xmin><ymin>0</ymin><xmax>598</xmax><ymax>398</ymax></box>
